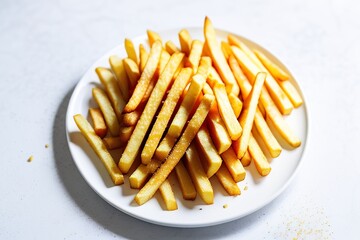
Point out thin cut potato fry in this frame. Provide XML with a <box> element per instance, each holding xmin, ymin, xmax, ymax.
<box><xmin>141</xmin><ymin>68</ymin><xmax>193</xmax><ymax>164</ymax></box>
<box><xmin>129</xmin><ymin>159</ymin><xmax>161</xmax><ymax>189</ymax></box>
<box><xmin>165</xmin><ymin>40</ymin><xmax>180</xmax><ymax>55</ymax></box>
<box><xmin>229</xmin><ymin>55</ymin><xmax>282</xmax><ymax>157</ymax></box>
<box><xmin>228</xmin><ymin>92</ymin><xmax>243</xmax><ymax>118</ymax></box>
<box><xmin>253</xmin><ymin>49</ymin><xmax>289</xmax><ymax>81</ymax></box>
<box><xmin>234</xmin><ymin>72</ymin><xmax>266</xmax><ymax>158</ymax></box>
<box><xmin>95</xmin><ymin>67</ymin><xmax>125</xmax><ymax>120</ymax></box>
<box><xmin>213</xmin><ymin>83</ymin><xmax>242</xmax><ymax>140</ymax></box>
<box><xmin>109</xmin><ymin>55</ymin><xmax>130</xmax><ymax>101</ymax></box>
<box><xmin>125</xmin><ymin>38</ymin><xmax>138</xmax><ymax>64</ymax></box>
<box><xmin>178</xmin><ymin>29</ymin><xmax>192</xmax><ymax>56</ymax></box>
<box><xmin>195</xmin><ymin>125</ymin><xmax>222</xmax><ymax>178</ymax></box>
<box><xmin>135</xmin><ymin>94</ymin><xmax>214</xmax><ymax>205</ymax></box>
<box><xmin>73</xmin><ymin>114</ymin><xmax>124</xmax><ymax>185</ymax></box>
<box><xmin>122</xmin><ymin>107</ymin><xmax>143</xmax><ymax>126</ymax></box>
<box><xmin>141</xmin><ymin>76</ymin><xmax>157</xmax><ymax>104</ymax></box>
<box><xmin>204</xmin><ymin>17</ymin><xmax>240</xmax><ymax>96</ymax></box>
<box><xmin>103</xmin><ymin>136</ymin><xmax>124</xmax><ymax>150</ymax></box>
<box><xmin>123</xmin><ymin>58</ymin><xmax>140</xmax><ymax>89</ymax></box>
<box><xmin>158</xmin><ymin>50</ymin><xmax>171</xmax><ymax>75</ymax></box>
<box><xmin>240</xmin><ymin>149</ymin><xmax>251</xmax><ymax>167</ymax></box>
<box><xmin>221</xmin><ymin>147</ymin><xmax>246</xmax><ymax>182</ymax></box>
<box><xmin>196</xmin><ymin>57</ymin><xmax>212</xmax><ymax>76</ymax></box>
<box><xmin>139</xmin><ymin>44</ymin><xmax>149</xmax><ymax>72</ymax></box>
<box><xmin>216</xmin><ymin>164</ymin><xmax>240</xmax><ymax>196</ymax></box>
<box><xmin>202</xmin><ymin>40</ymin><xmax>211</xmax><ymax>57</ymax></box>
<box><xmin>89</xmin><ymin>108</ymin><xmax>107</xmax><ymax>138</ymax></box>
<box><xmin>159</xmin><ymin>179</ymin><xmax>178</xmax><ymax>211</ymax></box>
<box><xmin>155</xmin><ymin>134</ymin><xmax>177</xmax><ymax>161</ymax></box>
<box><xmin>185</xmin><ymin>40</ymin><xmax>204</xmax><ymax>73</ymax></box>
<box><xmin>229</xmin><ymin>39</ymin><xmax>293</xmax><ymax>115</ymax></box>
<box><xmin>184</xmin><ymin>143</ymin><xmax>214</xmax><ymax>204</ymax></box>
<box><xmin>221</xmin><ymin>41</ymin><xmax>232</xmax><ymax>60</ymax></box>
<box><xmin>248</xmin><ymin>134</ymin><xmax>271</xmax><ymax>176</ymax></box>
<box><xmin>277</xmin><ymin>79</ymin><xmax>303</xmax><ymax>108</ymax></box>
<box><xmin>119</xmin><ymin>53</ymin><xmax>184</xmax><ymax>173</ymax></box>
<box><xmin>124</xmin><ymin>41</ymin><xmax>163</xmax><ymax>113</ymax></box>
<box><xmin>119</xmin><ymin>125</ymin><xmax>134</xmax><ymax>143</ymax></box>
<box><xmin>147</xmin><ymin>30</ymin><xmax>162</xmax><ymax>46</ymax></box>
<box><xmin>231</xmin><ymin>47</ymin><xmax>301</xmax><ymax>147</ymax></box>
<box><xmin>202</xmin><ymin>82</ymin><xmax>214</xmax><ymax>95</ymax></box>
<box><xmin>92</xmin><ymin>88</ymin><xmax>120</xmax><ymax>136</ymax></box>
<box><xmin>175</xmin><ymin>160</ymin><xmax>197</xmax><ymax>200</ymax></box>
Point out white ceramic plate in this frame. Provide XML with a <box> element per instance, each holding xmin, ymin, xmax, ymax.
<box><xmin>66</xmin><ymin>27</ymin><xmax>309</xmax><ymax>228</ymax></box>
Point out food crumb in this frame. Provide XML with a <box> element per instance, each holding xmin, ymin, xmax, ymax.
<box><xmin>199</xmin><ymin>208</ymin><xmax>202</xmax><ymax>210</ymax></box>
<box><xmin>244</xmin><ymin>186</ymin><xmax>248</xmax><ymax>191</ymax></box>
<box><xmin>27</xmin><ymin>155</ymin><xmax>34</xmax><ymax>162</ymax></box>
<box><xmin>223</xmin><ymin>204</ymin><xmax>228</xmax><ymax>209</ymax></box>
<box><xmin>45</xmin><ymin>144</ymin><xmax>49</xmax><ymax>148</ymax></box>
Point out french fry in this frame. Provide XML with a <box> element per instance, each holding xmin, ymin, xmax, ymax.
<box><xmin>119</xmin><ymin>53</ymin><xmax>184</xmax><ymax>173</ymax></box>
<box><xmin>277</xmin><ymin>79</ymin><xmax>303</xmax><ymax>108</ymax></box>
<box><xmin>122</xmin><ymin>107</ymin><xmax>143</xmax><ymax>126</ymax></box>
<box><xmin>216</xmin><ymin>164</ymin><xmax>240</xmax><ymax>196</ymax></box>
<box><xmin>234</xmin><ymin>72</ymin><xmax>266</xmax><ymax>158</ymax></box>
<box><xmin>147</xmin><ymin>30</ymin><xmax>162</xmax><ymax>46</ymax></box>
<box><xmin>119</xmin><ymin>125</ymin><xmax>134</xmax><ymax>143</ymax></box>
<box><xmin>139</xmin><ymin>44</ymin><xmax>149</xmax><ymax>72</ymax></box>
<box><xmin>129</xmin><ymin>159</ymin><xmax>161</xmax><ymax>189</ymax></box>
<box><xmin>92</xmin><ymin>88</ymin><xmax>120</xmax><ymax>136</ymax></box>
<box><xmin>202</xmin><ymin>40</ymin><xmax>211</xmax><ymax>57</ymax></box>
<box><xmin>184</xmin><ymin>143</ymin><xmax>214</xmax><ymax>204</ymax></box>
<box><xmin>125</xmin><ymin>38</ymin><xmax>138</xmax><ymax>64</ymax></box>
<box><xmin>141</xmin><ymin>77</ymin><xmax>157</xmax><ymax>104</ymax></box>
<box><xmin>123</xmin><ymin>58</ymin><xmax>140</xmax><ymax>90</ymax></box>
<box><xmin>159</xmin><ymin>179</ymin><xmax>178</xmax><ymax>211</ymax></box>
<box><xmin>195</xmin><ymin>125</ymin><xmax>222</xmax><ymax>178</ymax></box>
<box><xmin>175</xmin><ymin>160</ymin><xmax>197</xmax><ymax>200</ymax></box>
<box><xmin>228</xmin><ymin>92</ymin><xmax>243</xmax><ymax>118</ymax></box>
<box><xmin>221</xmin><ymin>41</ymin><xmax>232</xmax><ymax>60</ymax></box>
<box><xmin>89</xmin><ymin>108</ymin><xmax>107</xmax><ymax>138</ymax></box>
<box><xmin>231</xmin><ymin>46</ymin><xmax>301</xmax><ymax>147</ymax></box>
<box><xmin>103</xmin><ymin>136</ymin><xmax>124</xmax><ymax>150</ymax></box>
<box><xmin>213</xmin><ymin>83</ymin><xmax>242</xmax><ymax>140</ymax></box>
<box><xmin>202</xmin><ymin>82</ymin><xmax>214</xmax><ymax>95</ymax></box>
<box><xmin>207</xmin><ymin>66</ymin><xmax>224</xmax><ymax>87</ymax></box>
<box><xmin>109</xmin><ymin>55</ymin><xmax>130</xmax><ymax>101</ymax></box>
<box><xmin>253</xmin><ymin>49</ymin><xmax>289</xmax><ymax>81</ymax></box>
<box><xmin>228</xmin><ymin>38</ymin><xmax>293</xmax><ymax>115</ymax></box>
<box><xmin>165</xmin><ymin>40</ymin><xmax>180</xmax><ymax>55</ymax></box>
<box><xmin>240</xmin><ymin>150</ymin><xmax>251</xmax><ymax>167</ymax></box>
<box><xmin>95</xmin><ymin>67</ymin><xmax>125</xmax><ymax>120</ymax></box>
<box><xmin>229</xmin><ymin>55</ymin><xmax>282</xmax><ymax>157</ymax></box>
<box><xmin>204</xmin><ymin>17</ymin><xmax>240</xmax><ymax>96</ymax></box>
<box><xmin>124</xmin><ymin>41</ymin><xmax>163</xmax><ymax>113</ymax></box>
<box><xmin>248</xmin><ymin>135</ymin><xmax>271</xmax><ymax>176</ymax></box>
<box><xmin>196</xmin><ymin>57</ymin><xmax>212</xmax><ymax>76</ymax></box>
<box><xmin>135</xmin><ymin>94</ymin><xmax>214</xmax><ymax>205</ymax></box>
<box><xmin>73</xmin><ymin>114</ymin><xmax>124</xmax><ymax>185</ymax></box>
<box><xmin>158</xmin><ymin>50</ymin><xmax>171</xmax><ymax>75</ymax></box>
<box><xmin>178</xmin><ymin>29</ymin><xmax>192</xmax><ymax>56</ymax></box>
<box><xmin>155</xmin><ymin>134</ymin><xmax>177</xmax><ymax>161</ymax></box>
<box><xmin>221</xmin><ymin>147</ymin><xmax>246</xmax><ymax>182</ymax></box>
<box><xmin>185</xmin><ymin>40</ymin><xmax>204</xmax><ymax>73</ymax></box>
<box><xmin>141</xmin><ymin>68</ymin><xmax>193</xmax><ymax>164</ymax></box>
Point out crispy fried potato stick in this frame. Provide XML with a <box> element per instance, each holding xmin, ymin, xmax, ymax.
<box><xmin>73</xmin><ymin>114</ymin><xmax>124</xmax><ymax>185</ymax></box>
<box><xmin>221</xmin><ymin>147</ymin><xmax>246</xmax><ymax>182</ymax></box>
<box><xmin>123</xmin><ymin>58</ymin><xmax>140</xmax><ymax>90</ymax></box>
<box><xmin>228</xmin><ymin>92</ymin><xmax>243</xmax><ymax>118</ymax></box>
<box><xmin>253</xmin><ymin>49</ymin><xmax>289</xmax><ymax>81</ymax></box>
<box><xmin>165</xmin><ymin>40</ymin><xmax>180</xmax><ymax>55</ymax></box>
<box><xmin>109</xmin><ymin>55</ymin><xmax>130</xmax><ymax>101</ymax></box>
<box><xmin>248</xmin><ymin>134</ymin><xmax>271</xmax><ymax>176</ymax></box>
<box><xmin>147</xmin><ymin>30</ymin><xmax>162</xmax><ymax>46</ymax></box>
<box><xmin>221</xmin><ymin>41</ymin><xmax>232</xmax><ymax>60</ymax></box>
<box><xmin>89</xmin><ymin>108</ymin><xmax>107</xmax><ymax>138</ymax></box>
<box><xmin>159</xmin><ymin>179</ymin><xmax>178</xmax><ymax>211</ymax></box>
<box><xmin>185</xmin><ymin>40</ymin><xmax>204</xmax><ymax>73</ymax></box>
<box><xmin>178</xmin><ymin>29</ymin><xmax>192</xmax><ymax>56</ymax></box>
<box><xmin>125</xmin><ymin>38</ymin><xmax>138</xmax><ymax>64</ymax></box>
<box><xmin>103</xmin><ymin>136</ymin><xmax>124</xmax><ymax>150</ymax></box>
<box><xmin>139</xmin><ymin>44</ymin><xmax>149</xmax><ymax>72</ymax></box>
<box><xmin>129</xmin><ymin>159</ymin><xmax>161</xmax><ymax>189</ymax></box>
<box><xmin>175</xmin><ymin>160</ymin><xmax>197</xmax><ymax>200</ymax></box>
<box><xmin>216</xmin><ymin>163</ymin><xmax>241</xmax><ymax>196</ymax></box>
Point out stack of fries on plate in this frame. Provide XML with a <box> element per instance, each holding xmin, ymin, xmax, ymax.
<box><xmin>73</xmin><ymin>17</ymin><xmax>302</xmax><ymax>210</ymax></box>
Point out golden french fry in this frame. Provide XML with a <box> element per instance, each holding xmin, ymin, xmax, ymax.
<box><xmin>195</xmin><ymin>125</ymin><xmax>222</xmax><ymax>178</ymax></box>
<box><xmin>123</xmin><ymin>58</ymin><xmax>140</xmax><ymax>90</ymax></box>
<box><xmin>125</xmin><ymin>38</ymin><xmax>138</xmax><ymax>64</ymax></box>
<box><xmin>213</xmin><ymin>83</ymin><xmax>242</xmax><ymax>140</ymax></box>
<box><xmin>122</xmin><ymin>107</ymin><xmax>143</xmax><ymax>126</ymax></box>
<box><xmin>89</xmin><ymin>108</ymin><xmax>107</xmax><ymax>138</ymax></box>
<box><xmin>229</xmin><ymin>55</ymin><xmax>282</xmax><ymax>157</ymax></box>
<box><xmin>228</xmin><ymin>92</ymin><xmax>243</xmax><ymax>118</ymax></box>
<box><xmin>221</xmin><ymin>147</ymin><xmax>246</xmax><ymax>182</ymax></box>
<box><xmin>165</xmin><ymin>40</ymin><xmax>180</xmax><ymax>55</ymax></box>
<box><xmin>229</xmin><ymin>40</ymin><xmax>293</xmax><ymax>115</ymax></box>
<box><xmin>134</xmin><ymin>94</ymin><xmax>214</xmax><ymax>205</ymax></box>
<box><xmin>158</xmin><ymin>50</ymin><xmax>171</xmax><ymax>75</ymax></box>
<box><xmin>202</xmin><ymin>40</ymin><xmax>211</xmax><ymax>57</ymax></box>
<box><xmin>253</xmin><ymin>49</ymin><xmax>289</xmax><ymax>81</ymax></box>
<box><xmin>124</xmin><ymin>41</ymin><xmax>163</xmax><ymax>113</ymax></box>
<box><xmin>231</xmin><ymin>47</ymin><xmax>301</xmax><ymax>147</ymax></box>
<box><xmin>277</xmin><ymin>79</ymin><xmax>303</xmax><ymax>108</ymax></box>
<box><xmin>139</xmin><ymin>44</ymin><xmax>149</xmax><ymax>72</ymax></box>
<box><xmin>175</xmin><ymin>160</ymin><xmax>197</xmax><ymax>200</ymax></box>
<box><xmin>196</xmin><ymin>57</ymin><xmax>212</xmax><ymax>76</ymax></box>
<box><xmin>216</xmin><ymin>163</ymin><xmax>241</xmax><ymax>196</ymax></box>
<box><xmin>178</xmin><ymin>29</ymin><xmax>192</xmax><ymax>56</ymax></box>
<box><xmin>73</xmin><ymin>114</ymin><xmax>124</xmax><ymax>185</ymax></box>
<box><xmin>184</xmin><ymin>143</ymin><xmax>214</xmax><ymax>204</ymax></box>
<box><xmin>141</xmin><ymin>76</ymin><xmax>157</xmax><ymax>104</ymax></box>
<box><xmin>207</xmin><ymin>66</ymin><xmax>224</xmax><ymax>87</ymax></box>
<box><xmin>159</xmin><ymin>179</ymin><xmax>178</xmax><ymax>211</ymax></box>
<box><xmin>234</xmin><ymin>72</ymin><xmax>266</xmax><ymax>158</ymax></box>
<box><xmin>119</xmin><ymin>125</ymin><xmax>134</xmax><ymax>143</ymax></box>
<box><xmin>248</xmin><ymin>135</ymin><xmax>271</xmax><ymax>176</ymax></box>
<box><xmin>92</xmin><ymin>88</ymin><xmax>120</xmax><ymax>136</ymax></box>
<box><xmin>185</xmin><ymin>40</ymin><xmax>204</xmax><ymax>73</ymax></box>
<box><xmin>240</xmin><ymin>149</ymin><xmax>251</xmax><ymax>167</ymax></box>
<box><xmin>141</xmin><ymin>68</ymin><xmax>193</xmax><ymax>164</ymax></box>
<box><xmin>221</xmin><ymin>41</ymin><xmax>232</xmax><ymax>60</ymax></box>
<box><xmin>204</xmin><ymin>17</ymin><xmax>240</xmax><ymax>96</ymax></box>
<box><xmin>109</xmin><ymin>55</ymin><xmax>130</xmax><ymax>101</ymax></box>
<box><xmin>202</xmin><ymin>82</ymin><xmax>214</xmax><ymax>95</ymax></box>
<box><xmin>147</xmin><ymin>30</ymin><xmax>162</xmax><ymax>46</ymax></box>
<box><xmin>119</xmin><ymin>53</ymin><xmax>184</xmax><ymax>173</ymax></box>
<box><xmin>103</xmin><ymin>136</ymin><xmax>124</xmax><ymax>150</ymax></box>
<box><xmin>95</xmin><ymin>67</ymin><xmax>125</xmax><ymax>120</ymax></box>
<box><xmin>129</xmin><ymin>159</ymin><xmax>161</xmax><ymax>189</ymax></box>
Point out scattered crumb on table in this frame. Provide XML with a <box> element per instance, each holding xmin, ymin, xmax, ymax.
<box><xmin>223</xmin><ymin>204</ymin><xmax>228</xmax><ymax>209</ymax></box>
<box><xmin>45</xmin><ymin>144</ymin><xmax>49</xmax><ymax>148</ymax></box>
<box><xmin>27</xmin><ymin>155</ymin><xmax>34</xmax><ymax>162</ymax></box>
<box><xmin>244</xmin><ymin>186</ymin><xmax>248</xmax><ymax>191</ymax></box>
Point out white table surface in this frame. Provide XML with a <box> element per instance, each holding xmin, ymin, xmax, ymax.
<box><xmin>1</xmin><ymin>0</ymin><xmax>358</xmax><ymax>239</ymax></box>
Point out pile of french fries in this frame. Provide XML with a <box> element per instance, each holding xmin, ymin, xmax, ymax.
<box><xmin>73</xmin><ymin>17</ymin><xmax>302</xmax><ymax>211</ymax></box>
